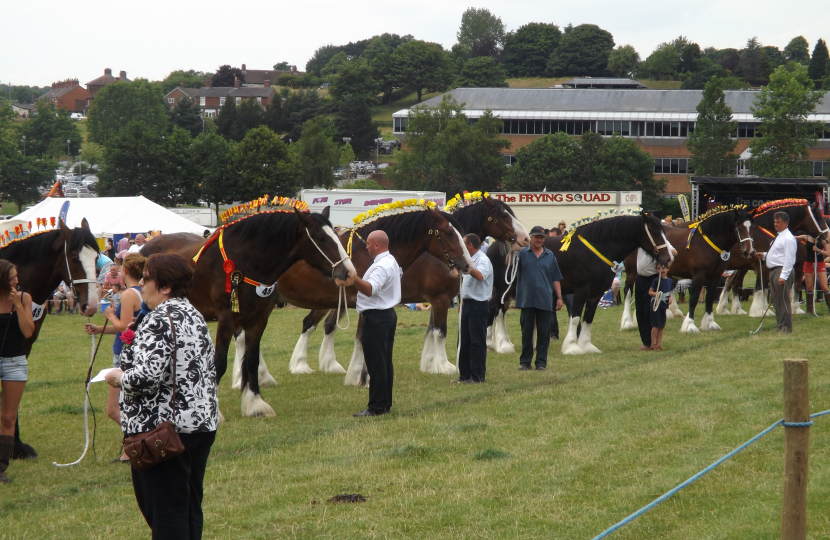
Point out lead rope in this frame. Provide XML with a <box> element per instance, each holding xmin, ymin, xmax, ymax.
<box><xmin>501</xmin><ymin>251</ymin><xmax>519</xmax><ymax>305</ymax></box>
<box><xmin>652</xmin><ymin>274</ymin><xmax>663</xmax><ymax>312</ymax></box>
<box><xmin>305</xmin><ymin>228</ymin><xmax>351</xmax><ymax>331</ymax></box>
<box><xmin>456</xmin><ymin>275</ymin><xmax>463</xmax><ymax>368</ymax></box>
<box><xmin>53</xmin><ymin>319</ymin><xmax>108</xmax><ymax>467</ymax></box>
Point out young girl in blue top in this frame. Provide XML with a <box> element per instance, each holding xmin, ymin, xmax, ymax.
<box><xmin>648</xmin><ymin>265</ymin><xmax>674</xmax><ymax>351</ymax></box>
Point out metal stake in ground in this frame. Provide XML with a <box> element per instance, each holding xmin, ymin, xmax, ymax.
<box><xmin>750</xmin><ymin>282</ymin><xmax>782</xmax><ymax>335</ymax></box>
<box><xmin>782</xmin><ymin>359</ymin><xmax>810</xmax><ymax>540</ymax></box>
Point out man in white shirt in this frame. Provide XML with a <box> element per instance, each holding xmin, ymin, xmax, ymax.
<box><xmin>456</xmin><ymin>234</ymin><xmax>493</xmax><ymax>384</ymax></box>
<box><xmin>755</xmin><ymin>211</ymin><xmax>797</xmax><ymax>333</ymax></box>
<box><xmin>337</xmin><ymin>230</ymin><xmax>401</xmax><ymax>417</ymax></box>
<box><xmin>127</xmin><ymin>233</ymin><xmax>146</xmax><ymax>253</ymax></box>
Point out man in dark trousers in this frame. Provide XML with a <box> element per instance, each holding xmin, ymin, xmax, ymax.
<box><xmin>755</xmin><ymin>211</ymin><xmax>797</xmax><ymax>333</ymax></box>
<box><xmin>515</xmin><ymin>226</ymin><xmax>563</xmax><ymax>371</ymax></box>
<box><xmin>456</xmin><ymin>234</ymin><xmax>493</xmax><ymax>383</ymax></box>
<box><xmin>337</xmin><ymin>230</ymin><xmax>401</xmax><ymax>416</ymax></box>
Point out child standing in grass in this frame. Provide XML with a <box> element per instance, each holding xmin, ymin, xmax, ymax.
<box><xmin>648</xmin><ymin>266</ymin><xmax>673</xmax><ymax>351</ymax></box>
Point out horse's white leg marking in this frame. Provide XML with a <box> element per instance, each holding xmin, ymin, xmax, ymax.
<box><xmin>344</xmin><ymin>339</ymin><xmax>367</xmax><ymax>387</ymax></box>
<box><xmin>231</xmin><ymin>331</ymin><xmax>245</xmax><ymax>390</ymax></box>
<box><xmin>620</xmin><ymin>290</ymin><xmax>637</xmax><ymax>330</ymax></box>
<box><xmin>668</xmin><ymin>292</ymin><xmax>684</xmax><ymax>318</ymax></box>
<box><xmin>318</xmin><ymin>328</ymin><xmax>346</xmax><ymax>374</ymax></box>
<box><xmin>288</xmin><ymin>326</ymin><xmax>316</xmax><ymax>374</ymax></box>
<box><xmin>493</xmin><ymin>311</ymin><xmax>515</xmax><ymax>354</ymax></box>
<box><xmin>575</xmin><ymin>322</ymin><xmax>601</xmax><ymax>354</ymax></box>
<box><xmin>429</xmin><ymin>330</ymin><xmax>458</xmax><ymax>375</ymax></box>
<box><xmin>715</xmin><ymin>286</ymin><xmax>730</xmax><ymax>315</ymax></box>
<box><xmin>419</xmin><ymin>327</ymin><xmax>436</xmax><ymax>372</ymax></box>
<box><xmin>700</xmin><ymin>311</ymin><xmax>721</xmax><ymax>331</ymax></box>
<box><xmin>486</xmin><ymin>324</ymin><xmax>495</xmax><ymax>350</ymax></box>
<box><xmin>749</xmin><ymin>289</ymin><xmax>766</xmax><ymax>317</ymax></box>
<box><xmin>679</xmin><ymin>313</ymin><xmax>700</xmax><ymax>333</ymax></box>
<box><xmin>258</xmin><ymin>350</ymin><xmax>277</xmax><ymax>387</ymax></box>
<box><xmin>731</xmin><ymin>293</ymin><xmax>747</xmax><ymax>315</ymax></box>
<box><xmin>561</xmin><ymin>316</ymin><xmax>582</xmax><ymax>355</ymax></box>
<box><xmin>240</xmin><ymin>386</ymin><xmax>275</xmax><ymax>418</ymax></box>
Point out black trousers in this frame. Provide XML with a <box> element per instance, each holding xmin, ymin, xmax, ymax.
<box><xmin>550</xmin><ymin>293</ymin><xmax>576</xmax><ymax>337</ymax></box>
<box><xmin>635</xmin><ymin>274</ymin><xmax>654</xmax><ymax>347</ymax></box>
<box><xmin>519</xmin><ymin>308</ymin><xmax>553</xmax><ymax>368</ymax></box>
<box><xmin>361</xmin><ymin>308</ymin><xmax>397</xmax><ymax>413</ymax></box>
<box><xmin>131</xmin><ymin>430</ymin><xmax>216</xmax><ymax>540</ymax></box>
<box><xmin>459</xmin><ymin>299</ymin><xmax>489</xmax><ymax>382</ymax></box>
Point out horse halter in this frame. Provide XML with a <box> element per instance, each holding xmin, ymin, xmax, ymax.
<box><xmin>736</xmin><ymin>223</ymin><xmax>754</xmax><ymax>254</ymax></box>
<box><xmin>426</xmin><ymin>215</ymin><xmax>456</xmax><ymax>269</ymax></box>
<box><xmin>644</xmin><ymin>223</ymin><xmax>672</xmax><ymax>261</ymax></box>
<box><xmin>486</xmin><ymin>214</ymin><xmax>517</xmax><ymax>245</ymax></box>
<box><xmin>807</xmin><ymin>205</ymin><xmax>830</xmax><ymax>238</ymax></box>
<box><xmin>304</xmin><ymin>227</ymin><xmax>348</xmax><ymax>277</ymax></box>
<box><xmin>63</xmin><ymin>240</ymin><xmax>97</xmax><ymax>299</ymax></box>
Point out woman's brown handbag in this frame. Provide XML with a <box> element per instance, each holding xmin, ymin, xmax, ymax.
<box><xmin>123</xmin><ymin>314</ymin><xmax>185</xmax><ymax>471</ymax></box>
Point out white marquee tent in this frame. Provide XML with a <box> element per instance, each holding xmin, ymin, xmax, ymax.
<box><xmin>14</xmin><ymin>197</ymin><xmax>209</xmax><ymax>238</ymax></box>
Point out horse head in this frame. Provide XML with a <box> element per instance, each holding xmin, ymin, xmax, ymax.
<box><xmin>484</xmin><ymin>197</ymin><xmax>529</xmax><ymax>250</ymax></box>
<box><xmin>734</xmin><ymin>207</ymin><xmax>755</xmax><ymax>259</ymax></box>
<box><xmin>57</xmin><ymin>218</ymin><xmax>99</xmax><ymax>317</ymax></box>
<box><xmin>428</xmin><ymin>207</ymin><xmax>472</xmax><ymax>273</ymax></box>
<box><xmin>294</xmin><ymin>207</ymin><xmax>355</xmax><ymax>282</ymax></box>
<box><xmin>640</xmin><ymin>211</ymin><xmax>673</xmax><ymax>268</ymax></box>
<box><xmin>808</xmin><ymin>201</ymin><xmax>829</xmax><ymax>243</ymax></box>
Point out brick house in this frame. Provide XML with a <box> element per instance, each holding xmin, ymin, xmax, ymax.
<box><xmin>164</xmin><ymin>83</ymin><xmax>200</xmax><ymax>109</ymax></box>
<box><xmin>37</xmin><ymin>79</ymin><xmax>90</xmax><ymax>113</ymax></box>
<box><xmin>393</xmin><ymin>88</ymin><xmax>830</xmax><ymax>195</ymax></box>
<box><xmin>87</xmin><ymin>68</ymin><xmax>130</xmax><ymax>97</ymax></box>
<box><xmin>239</xmin><ymin>63</ymin><xmax>302</xmax><ymax>87</ymax></box>
<box><xmin>11</xmin><ymin>103</ymin><xmax>37</xmax><ymax>117</ymax></box>
<box><xmin>197</xmin><ymin>77</ymin><xmax>276</xmax><ymax>117</ymax></box>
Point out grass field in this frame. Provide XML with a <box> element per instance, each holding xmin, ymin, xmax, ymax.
<box><xmin>3</xmin><ymin>301</ymin><xmax>830</xmax><ymax>539</ymax></box>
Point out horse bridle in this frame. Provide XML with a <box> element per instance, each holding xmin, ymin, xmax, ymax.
<box><xmin>807</xmin><ymin>205</ymin><xmax>830</xmax><ymax>239</ymax></box>
<box><xmin>486</xmin><ymin>213</ymin><xmax>518</xmax><ymax>245</ymax></box>
<box><xmin>304</xmin><ymin>227</ymin><xmax>349</xmax><ymax>277</ymax></box>
<box><xmin>736</xmin><ymin>222</ymin><xmax>754</xmax><ymax>254</ymax></box>
<box><xmin>63</xmin><ymin>240</ymin><xmax>97</xmax><ymax>300</ymax></box>
<box><xmin>644</xmin><ymin>222</ymin><xmax>673</xmax><ymax>262</ymax></box>
<box><xmin>426</xmin><ymin>215</ymin><xmax>457</xmax><ymax>269</ymax></box>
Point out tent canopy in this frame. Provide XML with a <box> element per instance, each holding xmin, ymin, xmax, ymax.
<box><xmin>14</xmin><ymin>197</ymin><xmax>209</xmax><ymax>237</ymax></box>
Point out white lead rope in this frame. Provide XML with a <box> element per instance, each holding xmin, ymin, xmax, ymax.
<box><xmin>501</xmin><ymin>251</ymin><xmax>519</xmax><ymax>305</ymax></box>
<box><xmin>305</xmin><ymin>228</ymin><xmax>351</xmax><ymax>331</ymax></box>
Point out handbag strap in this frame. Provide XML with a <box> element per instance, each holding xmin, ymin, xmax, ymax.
<box><xmin>166</xmin><ymin>312</ymin><xmax>179</xmax><ymax>414</ymax></box>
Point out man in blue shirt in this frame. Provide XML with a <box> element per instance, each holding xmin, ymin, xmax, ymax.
<box><xmin>456</xmin><ymin>234</ymin><xmax>494</xmax><ymax>383</ymax></box>
<box><xmin>515</xmin><ymin>226</ymin><xmax>563</xmax><ymax>371</ymax></box>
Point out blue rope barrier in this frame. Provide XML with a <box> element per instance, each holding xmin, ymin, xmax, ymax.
<box><xmin>590</xmin><ymin>408</ymin><xmax>830</xmax><ymax>540</ymax></box>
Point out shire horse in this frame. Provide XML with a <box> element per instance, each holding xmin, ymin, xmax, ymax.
<box><xmin>619</xmin><ymin>206</ymin><xmax>755</xmax><ymax>333</ymax></box>
<box><xmin>141</xmin><ymin>207</ymin><xmax>353</xmax><ymax>418</ymax></box>
<box><xmin>489</xmin><ymin>211</ymin><xmax>673</xmax><ymax>355</ymax></box>
<box><xmin>4</xmin><ymin>219</ymin><xmax>99</xmax><ymax>459</ymax></box>
<box><xmin>716</xmin><ymin>201</ymin><xmax>826</xmax><ymax>317</ymax></box>
<box><xmin>272</xmin><ymin>205</ymin><xmax>472</xmax><ymax>386</ymax></box>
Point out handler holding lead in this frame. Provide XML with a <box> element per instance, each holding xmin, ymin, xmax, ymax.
<box><xmin>337</xmin><ymin>231</ymin><xmax>401</xmax><ymax>417</ymax></box>
<box><xmin>755</xmin><ymin>211</ymin><xmax>797</xmax><ymax>333</ymax></box>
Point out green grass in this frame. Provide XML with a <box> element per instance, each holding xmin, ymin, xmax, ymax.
<box><xmin>4</xmin><ymin>302</ymin><xmax>830</xmax><ymax>539</ymax></box>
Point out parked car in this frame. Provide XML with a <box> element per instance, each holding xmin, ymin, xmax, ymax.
<box><xmin>377</xmin><ymin>163</ymin><xmax>390</xmax><ymax>170</ymax></box>
<box><xmin>65</xmin><ymin>187</ymin><xmax>95</xmax><ymax>198</ymax></box>
<box><xmin>70</xmin><ymin>113</ymin><xmax>86</xmax><ymax>120</ymax></box>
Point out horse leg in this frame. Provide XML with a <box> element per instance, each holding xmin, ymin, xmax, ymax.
<box><xmin>213</xmin><ymin>312</ymin><xmax>236</xmax><ymax>423</ymax></box>
<box><xmin>731</xmin><ymin>270</ymin><xmax>748</xmax><ymax>315</ymax></box>
<box><xmin>344</xmin><ymin>315</ymin><xmax>367</xmax><ymax>387</ymax></box>
<box><xmin>700</xmin><ymin>278</ymin><xmax>722</xmax><ymax>331</ymax></box>
<box><xmin>668</xmin><ymin>291</ymin><xmax>684</xmax><ymax>318</ymax></box>
<box><xmin>422</xmin><ymin>297</ymin><xmax>456</xmax><ymax>375</ymax></box>
<box><xmin>239</xmin><ymin>321</ymin><xmax>276</xmax><ymax>418</ymax></box>
<box><xmin>419</xmin><ymin>309</ymin><xmax>437</xmax><ymax>372</ymax></box>
<box><xmin>575</xmin><ymin>298</ymin><xmax>602</xmax><ymax>354</ymax></box>
<box><xmin>748</xmin><ymin>265</ymin><xmax>768</xmax><ymax>317</ymax></box>
<box><xmin>680</xmin><ymin>280</ymin><xmax>703</xmax><ymax>333</ymax></box>
<box><xmin>791</xmin><ymin>265</ymin><xmax>805</xmax><ymax>315</ymax></box>
<box><xmin>715</xmin><ymin>274</ymin><xmax>732</xmax><ymax>315</ymax></box>
<box><xmin>620</xmin><ymin>285</ymin><xmax>637</xmax><ymax>330</ymax></box>
<box><xmin>288</xmin><ymin>310</ymin><xmax>325</xmax><ymax>374</ymax></box>
<box><xmin>231</xmin><ymin>328</ymin><xmax>277</xmax><ymax>389</ymax></box>
<box><xmin>562</xmin><ymin>294</ymin><xmax>586</xmax><ymax>355</ymax></box>
<box><xmin>318</xmin><ymin>310</ymin><xmax>347</xmax><ymax>374</ymax></box>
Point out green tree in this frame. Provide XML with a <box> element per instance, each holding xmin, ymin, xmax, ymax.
<box><xmin>212</xmin><ymin>65</ymin><xmax>244</xmax><ymax>87</ymax></box>
<box><xmin>0</xmin><ymin>104</ymin><xmax>54</xmax><ymax>210</ymax></box>
<box><xmin>96</xmin><ymin>120</ymin><xmax>167</xmax><ymax>200</ymax></box>
<box><xmin>168</xmin><ymin>96</ymin><xmax>202</xmax><ymax>137</ymax></box>
<box><xmin>215</xmin><ymin>96</ymin><xmax>238</xmax><ymax>140</ymax></box>
<box><xmin>389</xmin><ymin>97</ymin><xmax>509</xmax><ymax>194</ymax></box>
<box><xmin>707</xmin><ymin>47</ymin><xmax>741</xmax><ymax>72</ymax></box>
<box><xmin>160</xmin><ymin>70</ymin><xmax>208</xmax><ymax>94</ymax></box>
<box><xmin>273</xmin><ymin>61</ymin><xmax>292</xmax><ymax>70</ymax></box>
<box><xmin>161</xmin><ymin>126</ymin><xmax>201</xmax><ymax>205</ymax></box>
<box><xmin>362</xmin><ymin>38</ymin><xmax>390</xmax><ymax>63</ymax></box>
<box><xmin>20</xmin><ymin>100</ymin><xmax>82</xmax><ymax>158</ymax></box>
<box><xmin>546</xmin><ymin>24</ymin><xmax>614</xmax><ymax>77</ymax></box>
<box><xmin>321</xmin><ymin>51</ymin><xmax>349</xmax><ymax>77</ymax></box>
<box><xmin>808</xmin><ymin>39</ymin><xmax>829</xmax><ymax>85</ymax></box>
<box><xmin>371</xmin><ymin>52</ymin><xmax>398</xmax><ymax>104</ymax></box>
<box><xmin>453</xmin><ymin>56</ymin><xmax>508</xmax><ymax>88</ymax></box>
<box><xmin>456</xmin><ymin>7</ymin><xmax>505</xmax><ymax>59</ymax></box>
<box><xmin>393</xmin><ymin>40</ymin><xmax>456</xmax><ymax>102</ymax></box>
<box><xmin>193</xmin><ymin>132</ymin><xmax>234</xmax><ymax>220</ymax></box>
<box><xmin>330</xmin><ymin>60</ymin><xmax>378</xmax><ymax>102</ymax></box>
<box><xmin>643</xmin><ymin>43</ymin><xmax>680</xmax><ymax>80</ymax></box>
<box><xmin>306</xmin><ymin>45</ymin><xmax>342</xmax><ymax>77</ymax></box>
<box><xmin>295</xmin><ymin>117</ymin><xmax>340</xmax><ymax>189</ymax></box>
<box><xmin>235</xmin><ymin>99</ymin><xmax>265</xmax><ymax>139</ymax></box>
<box><xmin>280</xmin><ymin>89</ymin><xmax>329</xmax><ymax>143</ymax></box>
<box><xmin>334</xmin><ymin>95</ymin><xmax>380</xmax><ymax>159</ymax></box>
<box><xmin>686</xmin><ymin>77</ymin><xmax>738</xmax><ymax>176</ymax></box>
<box><xmin>748</xmin><ymin>64</ymin><xmax>825</xmax><ymax>177</ymax></box>
<box><xmin>81</xmin><ymin>142</ymin><xmax>105</xmax><ymax>167</ymax></box>
<box><xmin>87</xmin><ymin>80</ymin><xmax>167</xmax><ymax>146</ymax></box>
<box><xmin>228</xmin><ymin>126</ymin><xmax>301</xmax><ymax>199</ymax></box>
<box><xmin>736</xmin><ymin>37</ymin><xmax>773</xmax><ymax>86</ymax></box>
<box><xmin>607</xmin><ymin>45</ymin><xmax>640</xmax><ymax>77</ymax></box>
<box><xmin>763</xmin><ymin>46</ymin><xmax>785</xmax><ymax>68</ymax></box>
<box><xmin>339</xmin><ymin>142</ymin><xmax>355</xmax><ymax>171</ymax></box>
<box><xmin>502</xmin><ymin>23</ymin><xmax>561</xmax><ymax>77</ymax></box>
<box><xmin>783</xmin><ymin>36</ymin><xmax>811</xmax><ymax>65</ymax></box>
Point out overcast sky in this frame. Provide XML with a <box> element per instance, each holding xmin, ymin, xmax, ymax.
<box><xmin>3</xmin><ymin>0</ymin><xmax>827</xmax><ymax>87</ymax></box>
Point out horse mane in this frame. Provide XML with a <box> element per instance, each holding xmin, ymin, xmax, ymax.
<box><xmin>751</xmin><ymin>200</ymin><xmax>808</xmax><ymax>228</ymax></box>
<box><xmin>450</xmin><ymin>197</ymin><xmax>517</xmax><ymax>234</ymax></box>
<box><xmin>0</xmin><ymin>227</ymin><xmax>99</xmax><ymax>263</ymax></box>
<box><xmin>224</xmin><ymin>211</ymin><xmax>332</xmax><ymax>247</ymax></box>
<box><xmin>575</xmin><ymin>215</ymin><xmax>646</xmax><ymax>243</ymax></box>
<box><xmin>692</xmin><ymin>206</ymin><xmax>745</xmax><ymax>236</ymax></box>
<box><xmin>355</xmin><ymin>209</ymin><xmax>452</xmax><ymax>245</ymax></box>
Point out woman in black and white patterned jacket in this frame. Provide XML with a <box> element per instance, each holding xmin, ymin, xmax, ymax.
<box><xmin>107</xmin><ymin>253</ymin><xmax>217</xmax><ymax>540</ymax></box>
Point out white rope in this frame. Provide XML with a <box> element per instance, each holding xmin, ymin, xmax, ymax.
<box><xmin>652</xmin><ymin>274</ymin><xmax>662</xmax><ymax>312</ymax></box>
<box><xmin>500</xmin><ymin>251</ymin><xmax>519</xmax><ymax>305</ymax></box>
<box><xmin>335</xmin><ymin>284</ymin><xmax>350</xmax><ymax>331</ymax></box>
<box><xmin>53</xmin><ymin>331</ymin><xmax>96</xmax><ymax>468</ymax></box>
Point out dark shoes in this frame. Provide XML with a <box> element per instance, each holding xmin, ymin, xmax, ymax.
<box><xmin>535</xmin><ymin>366</ymin><xmax>546</xmax><ymax>371</ymax></box>
<box><xmin>550</xmin><ymin>334</ymin><xmax>559</xmax><ymax>340</ymax></box>
<box><xmin>452</xmin><ymin>379</ymin><xmax>483</xmax><ymax>384</ymax></box>
<box><xmin>518</xmin><ymin>364</ymin><xmax>532</xmax><ymax>371</ymax></box>
<box><xmin>353</xmin><ymin>409</ymin><xmax>388</xmax><ymax>417</ymax></box>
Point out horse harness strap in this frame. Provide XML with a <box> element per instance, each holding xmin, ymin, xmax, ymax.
<box><xmin>347</xmin><ymin>229</ymin><xmax>367</xmax><ymax>259</ymax></box>
<box><xmin>426</xmin><ymin>217</ymin><xmax>456</xmax><ymax>268</ymax></box>
<box><xmin>686</xmin><ymin>223</ymin><xmax>730</xmax><ymax>261</ymax></box>
<box><xmin>757</xmin><ymin>226</ymin><xmax>776</xmax><ymax>239</ymax></box>
<box><xmin>63</xmin><ymin>241</ymin><xmax>97</xmax><ymax>298</ymax></box>
<box><xmin>577</xmin><ymin>235</ymin><xmax>621</xmax><ymax>272</ymax></box>
<box><xmin>217</xmin><ymin>229</ymin><xmax>265</xmax><ymax>290</ymax></box>
<box><xmin>487</xmin><ymin>216</ymin><xmax>516</xmax><ymax>244</ymax></box>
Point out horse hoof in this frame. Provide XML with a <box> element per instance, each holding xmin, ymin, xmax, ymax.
<box><xmin>12</xmin><ymin>441</ymin><xmax>38</xmax><ymax>460</ymax></box>
<box><xmin>259</xmin><ymin>372</ymin><xmax>278</xmax><ymax>386</ymax></box>
<box><xmin>289</xmin><ymin>364</ymin><xmax>315</xmax><ymax>375</ymax></box>
<box><xmin>580</xmin><ymin>344</ymin><xmax>601</xmax><ymax>354</ymax></box>
<box><xmin>319</xmin><ymin>363</ymin><xmax>347</xmax><ymax>375</ymax></box>
<box><xmin>240</xmin><ymin>389</ymin><xmax>276</xmax><ymax>418</ymax></box>
<box><xmin>562</xmin><ymin>344</ymin><xmax>584</xmax><ymax>355</ymax></box>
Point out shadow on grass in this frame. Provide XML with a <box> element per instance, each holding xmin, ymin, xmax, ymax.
<box><xmin>473</xmin><ymin>448</ymin><xmax>509</xmax><ymax>460</ymax></box>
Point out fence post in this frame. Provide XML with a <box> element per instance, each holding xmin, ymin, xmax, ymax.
<box><xmin>782</xmin><ymin>359</ymin><xmax>810</xmax><ymax>540</ymax></box>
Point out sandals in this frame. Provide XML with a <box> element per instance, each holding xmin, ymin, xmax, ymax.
<box><xmin>651</xmin><ymin>344</ymin><xmax>664</xmax><ymax>351</ymax></box>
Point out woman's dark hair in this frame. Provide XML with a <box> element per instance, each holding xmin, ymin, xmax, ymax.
<box><xmin>0</xmin><ymin>260</ymin><xmax>15</xmax><ymax>297</ymax></box>
<box><xmin>145</xmin><ymin>254</ymin><xmax>193</xmax><ymax>299</ymax></box>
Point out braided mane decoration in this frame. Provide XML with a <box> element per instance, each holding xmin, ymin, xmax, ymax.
<box><xmin>220</xmin><ymin>195</ymin><xmax>308</xmax><ymax>225</ymax></box>
<box><xmin>569</xmin><ymin>207</ymin><xmax>640</xmax><ymax>230</ymax></box>
<box><xmin>750</xmin><ymin>198</ymin><xmax>808</xmax><ymax>217</ymax></box>
<box><xmin>444</xmin><ymin>191</ymin><xmax>489</xmax><ymax>213</ymax></box>
<box><xmin>690</xmin><ymin>204</ymin><xmax>746</xmax><ymax>225</ymax></box>
<box><xmin>0</xmin><ymin>218</ymin><xmax>62</xmax><ymax>248</ymax></box>
<box><xmin>352</xmin><ymin>198</ymin><xmax>437</xmax><ymax>227</ymax></box>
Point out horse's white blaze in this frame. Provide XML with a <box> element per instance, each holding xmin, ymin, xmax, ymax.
<box><xmin>240</xmin><ymin>387</ymin><xmax>275</xmax><ymax>417</ymax></box>
<box><xmin>231</xmin><ymin>332</ymin><xmax>245</xmax><ymax>390</ymax></box>
<box><xmin>700</xmin><ymin>311</ymin><xmax>721</xmax><ymax>331</ymax></box>
<box><xmin>421</xmin><ymin>329</ymin><xmax>457</xmax><ymax>375</ymax></box>
<box><xmin>715</xmin><ymin>287</ymin><xmax>730</xmax><ymax>315</ymax></box>
<box><xmin>452</xmin><ymin>225</ymin><xmax>474</xmax><ymax>268</ymax></box>
<box><xmin>318</xmin><ymin>330</ymin><xmax>346</xmax><ymax>373</ymax></box>
<box><xmin>512</xmin><ymin>215</ymin><xmax>531</xmax><ymax>248</ymax></box>
<box><xmin>79</xmin><ymin>246</ymin><xmax>99</xmax><ymax>314</ymax></box>
<box><xmin>668</xmin><ymin>292</ymin><xmax>684</xmax><ymax>318</ymax></box>
<box><xmin>561</xmin><ymin>317</ymin><xmax>581</xmax><ymax>355</ymax></box>
<box><xmin>748</xmin><ymin>289</ymin><xmax>767</xmax><ymax>317</ymax></box>
<box><xmin>679</xmin><ymin>313</ymin><xmax>700</xmax><ymax>333</ymax></box>
<box><xmin>493</xmin><ymin>311</ymin><xmax>515</xmax><ymax>354</ymax></box>
<box><xmin>323</xmin><ymin>225</ymin><xmax>356</xmax><ymax>276</ymax></box>
<box><xmin>620</xmin><ymin>290</ymin><xmax>637</xmax><ymax>330</ymax></box>
<box><xmin>343</xmin><ymin>339</ymin><xmax>366</xmax><ymax>387</ymax></box>
<box><xmin>576</xmin><ymin>322</ymin><xmax>601</xmax><ymax>354</ymax></box>
<box><xmin>288</xmin><ymin>326</ymin><xmax>316</xmax><ymax>374</ymax></box>
<box><xmin>731</xmin><ymin>294</ymin><xmax>747</xmax><ymax>315</ymax></box>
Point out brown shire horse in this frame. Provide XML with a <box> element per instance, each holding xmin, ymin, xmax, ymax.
<box><xmin>272</xmin><ymin>206</ymin><xmax>471</xmax><ymax>386</ymax></box>
<box><xmin>619</xmin><ymin>206</ymin><xmax>755</xmax><ymax>333</ymax></box>
<box><xmin>141</xmin><ymin>207</ymin><xmax>353</xmax><ymax>417</ymax></box>
<box><xmin>278</xmin><ymin>196</ymin><xmax>528</xmax><ymax>383</ymax></box>
<box><xmin>5</xmin><ymin>220</ymin><xmax>100</xmax><ymax>458</ymax></box>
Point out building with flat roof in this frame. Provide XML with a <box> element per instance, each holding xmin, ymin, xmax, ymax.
<box><xmin>561</xmin><ymin>77</ymin><xmax>648</xmax><ymax>89</ymax></box>
<box><xmin>392</xmin><ymin>88</ymin><xmax>830</xmax><ymax>195</ymax></box>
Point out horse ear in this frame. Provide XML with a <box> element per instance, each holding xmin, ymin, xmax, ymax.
<box><xmin>320</xmin><ymin>206</ymin><xmax>331</xmax><ymax>219</ymax></box>
<box><xmin>294</xmin><ymin>207</ymin><xmax>314</xmax><ymax>227</ymax></box>
<box><xmin>81</xmin><ymin>218</ymin><xmax>91</xmax><ymax>232</ymax></box>
<box><xmin>483</xmin><ymin>195</ymin><xmax>496</xmax><ymax>208</ymax></box>
<box><xmin>59</xmin><ymin>219</ymin><xmax>72</xmax><ymax>239</ymax></box>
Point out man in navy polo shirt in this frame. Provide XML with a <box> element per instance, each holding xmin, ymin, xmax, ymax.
<box><xmin>516</xmin><ymin>226</ymin><xmax>563</xmax><ymax>371</ymax></box>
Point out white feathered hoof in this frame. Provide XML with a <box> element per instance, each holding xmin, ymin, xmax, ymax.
<box><xmin>231</xmin><ymin>332</ymin><xmax>245</xmax><ymax>390</ymax></box>
<box><xmin>748</xmin><ymin>290</ymin><xmax>766</xmax><ymax>317</ymax></box>
<box><xmin>731</xmin><ymin>295</ymin><xmax>747</xmax><ymax>315</ymax></box>
<box><xmin>240</xmin><ymin>387</ymin><xmax>275</xmax><ymax>418</ymax></box>
<box><xmin>792</xmin><ymin>300</ymin><xmax>805</xmax><ymax>315</ymax></box>
<box><xmin>258</xmin><ymin>353</ymin><xmax>278</xmax><ymax>387</ymax></box>
<box><xmin>493</xmin><ymin>312</ymin><xmax>515</xmax><ymax>354</ymax></box>
<box><xmin>668</xmin><ymin>294</ymin><xmax>684</xmax><ymax>318</ymax></box>
<box><xmin>715</xmin><ymin>288</ymin><xmax>730</xmax><ymax>315</ymax></box>
<box><xmin>620</xmin><ymin>291</ymin><xmax>637</xmax><ymax>330</ymax></box>
<box><xmin>700</xmin><ymin>311</ymin><xmax>722</xmax><ymax>331</ymax></box>
<box><xmin>575</xmin><ymin>322</ymin><xmax>601</xmax><ymax>354</ymax></box>
<box><xmin>431</xmin><ymin>332</ymin><xmax>458</xmax><ymax>375</ymax></box>
<box><xmin>679</xmin><ymin>314</ymin><xmax>700</xmax><ymax>333</ymax></box>
<box><xmin>561</xmin><ymin>317</ymin><xmax>581</xmax><ymax>355</ymax></box>
<box><xmin>486</xmin><ymin>325</ymin><xmax>495</xmax><ymax>350</ymax></box>
<box><xmin>344</xmin><ymin>339</ymin><xmax>367</xmax><ymax>387</ymax></box>
<box><xmin>665</xmin><ymin>308</ymin><xmax>675</xmax><ymax>319</ymax></box>
<box><xmin>288</xmin><ymin>328</ymin><xmax>315</xmax><ymax>375</ymax></box>
<box><xmin>318</xmin><ymin>332</ymin><xmax>346</xmax><ymax>374</ymax></box>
